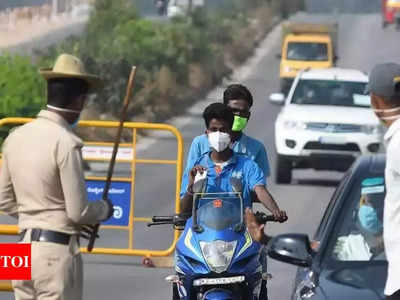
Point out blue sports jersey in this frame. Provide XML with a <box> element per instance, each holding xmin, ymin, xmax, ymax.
<box><xmin>180</xmin><ymin>152</ymin><xmax>266</xmax><ymax>208</ymax></box>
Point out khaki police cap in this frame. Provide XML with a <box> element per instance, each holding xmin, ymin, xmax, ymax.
<box><xmin>39</xmin><ymin>54</ymin><xmax>101</xmax><ymax>89</ymax></box>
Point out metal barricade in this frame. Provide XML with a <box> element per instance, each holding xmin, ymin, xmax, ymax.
<box><xmin>0</xmin><ymin>117</ymin><xmax>183</xmax><ymax>258</ymax></box>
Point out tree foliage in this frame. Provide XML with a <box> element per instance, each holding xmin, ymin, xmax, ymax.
<box><xmin>1</xmin><ymin>0</ymin><xmax>304</xmax><ymax>125</ymax></box>
<box><xmin>0</xmin><ymin>54</ymin><xmax>45</xmax><ymax>119</ymax></box>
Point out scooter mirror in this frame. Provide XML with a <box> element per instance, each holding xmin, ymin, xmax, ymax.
<box><xmin>193</xmin><ymin>178</ymin><xmax>207</xmax><ymax>194</ymax></box>
<box><xmin>230</xmin><ymin>178</ymin><xmax>243</xmax><ymax>193</ymax></box>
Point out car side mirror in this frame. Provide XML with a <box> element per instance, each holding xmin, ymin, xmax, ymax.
<box><xmin>276</xmin><ymin>53</ymin><xmax>282</xmax><ymax>59</ymax></box>
<box><xmin>268</xmin><ymin>233</ymin><xmax>313</xmax><ymax>267</ymax></box>
<box><xmin>334</xmin><ymin>55</ymin><xmax>339</xmax><ymax>62</ymax></box>
<box><xmin>269</xmin><ymin>93</ymin><xmax>285</xmax><ymax>105</ymax></box>
<box><xmin>192</xmin><ymin>178</ymin><xmax>207</xmax><ymax>194</ymax></box>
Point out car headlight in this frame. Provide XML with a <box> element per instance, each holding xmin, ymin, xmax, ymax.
<box><xmin>199</xmin><ymin>240</ymin><xmax>237</xmax><ymax>273</ymax></box>
<box><xmin>362</xmin><ymin>125</ymin><xmax>380</xmax><ymax>135</ymax></box>
<box><xmin>283</xmin><ymin>120</ymin><xmax>306</xmax><ymax>130</ymax></box>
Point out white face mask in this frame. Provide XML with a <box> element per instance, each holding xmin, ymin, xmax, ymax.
<box><xmin>47</xmin><ymin>104</ymin><xmax>81</xmax><ymax>114</ymax></box>
<box><xmin>379</xmin><ymin>114</ymin><xmax>400</xmax><ymax>121</ymax></box>
<box><xmin>372</xmin><ymin>107</ymin><xmax>400</xmax><ymax>122</ymax></box>
<box><xmin>208</xmin><ymin>131</ymin><xmax>231</xmax><ymax>152</ymax></box>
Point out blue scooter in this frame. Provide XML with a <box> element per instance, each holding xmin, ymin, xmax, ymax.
<box><xmin>148</xmin><ymin>178</ymin><xmax>276</xmax><ymax>300</ymax></box>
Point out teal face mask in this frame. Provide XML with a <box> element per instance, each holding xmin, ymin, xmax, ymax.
<box><xmin>232</xmin><ymin>115</ymin><xmax>248</xmax><ymax>132</ymax></box>
<box><xmin>358</xmin><ymin>205</ymin><xmax>383</xmax><ymax>235</ymax></box>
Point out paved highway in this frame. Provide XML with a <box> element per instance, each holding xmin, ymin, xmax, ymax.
<box><xmin>2</xmin><ymin>12</ymin><xmax>400</xmax><ymax>300</ymax></box>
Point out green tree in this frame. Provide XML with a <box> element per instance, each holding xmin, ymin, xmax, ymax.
<box><xmin>0</xmin><ymin>54</ymin><xmax>45</xmax><ymax>144</ymax></box>
<box><xmin>0</xmin><ymin>54</ymin><xmax>45</xmax><ymax>118</ymax></box>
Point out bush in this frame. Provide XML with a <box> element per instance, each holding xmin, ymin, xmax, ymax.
<box><xmin>0</xmin><ymin>54</ymin><xmax>45</xmax><ymax>118</ymax></box>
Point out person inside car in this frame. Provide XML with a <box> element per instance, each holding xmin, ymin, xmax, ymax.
<box><xmin>333</xmin><ymin>190</ymin><xmax>384</xmax><ymax>261</ymax></box>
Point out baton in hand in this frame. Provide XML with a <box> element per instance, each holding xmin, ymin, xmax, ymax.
<box><xmin>87</xmin><ymin>66</ymin><xmax>137</xmax><ymax>252</ymax></box>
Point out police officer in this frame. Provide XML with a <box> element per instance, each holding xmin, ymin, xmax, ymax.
<box><xmin>368</xmin><ymin>63</ymin><xmax>400</xmax><ymax>300</ymax></box>
<box><xmin>0</xmin><ymin>53</ymin><xmax>113</xmax><ymax>300</ymax></box>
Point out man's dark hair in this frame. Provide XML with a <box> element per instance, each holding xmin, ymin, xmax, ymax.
<box><xmin>203</xmin><ymin>103</ymin><xmax>234</xmax><ymax>129</ymax></box>
<box><xmin>47</xmin><ymin>78</ymin><xmax>89</xmax><ymax>107</ymax></box>
<box><xmin>223</xmin><ymin>84</ymin><xmax>253</xmax><ymax>107</ymax></box>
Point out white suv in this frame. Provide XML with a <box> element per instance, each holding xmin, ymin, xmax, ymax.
<box><xmin>270</xmin><ymin>68</ymin><xmax>383</xmax><ymax>184</ymax></box>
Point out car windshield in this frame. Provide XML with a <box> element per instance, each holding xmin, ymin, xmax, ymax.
<box><xmin>291</xmin><ymin>79</ymin><xmax>369</xmax><ymax>107</ymax></box>
<box><xmin>329</xmin><ymin>175</ymin><xmax>386</xmax><ymax>262</ymax></box>
<box><xmin>287</xmin><ymin>42</ymin><xmax>328</xmax><ymax>61</ymax></box>
<box><xmin>197</xmin><ymin>194</ymin><xmax>242</xmax><ymax>231</ymax></box>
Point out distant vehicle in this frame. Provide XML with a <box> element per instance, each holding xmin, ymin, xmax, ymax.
<box><xmin>382</xmin><ymin>0</ymin><xmax>400</xmax><ymax>29</ymax></box>
<box><xmin>167</xmin><ymin>0</ymin><xmax>204</xmax><ymax>18</ymax></box>
<box><xmin>278</xmin><ymin>21</ymin><xmax>338</xmax><ymax>94</ymax></box>
<box><xmin>268</xmin><ymin>154</ymin><xmax>387</xmax><ymax>300</ymax></box>
<box><xmin>155</xmin><ymin>0</ymin><xmax>167</xmax><ymax>16</ymax></box>
<box><xmin>71</xmin><ymin>3</ymin><xmax>92</xmax><ymax>18</ymax></box>
<box><xmin>269</xmin><ymin>68</ymin><xmax>383</xmax><ymax>184</ymax></box>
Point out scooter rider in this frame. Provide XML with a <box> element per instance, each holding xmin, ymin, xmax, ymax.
<box><xmin>180</xmin><ymin>102</ymin><xmax>287</xmax><ymax>221</ymax></box>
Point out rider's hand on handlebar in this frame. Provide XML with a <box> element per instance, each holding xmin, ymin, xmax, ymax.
<box><xmin>189</xmin><ymin>165</ymin><xmax>207</xmax><ymax>185</ymax></box>
<box><xmin>272</xmin><ymin>210</ymin><xmax>288</xmax><ymax>223</ymax></box>
<box><xmin>245</xmin><ymin>208</ymin><xmax>265</xmax><ymax>243</ymax></box>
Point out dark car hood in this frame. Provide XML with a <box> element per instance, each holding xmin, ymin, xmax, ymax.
<box><xmin>318</xmin><ymin>263</ymin><xmax>387</xmax><ymax>300</ymax></box>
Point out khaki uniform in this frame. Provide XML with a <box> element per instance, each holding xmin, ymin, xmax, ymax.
<box><xmin>0</xmin><ymin>110</ymin><xmax>108</xmax><ymax>300</ymax></box>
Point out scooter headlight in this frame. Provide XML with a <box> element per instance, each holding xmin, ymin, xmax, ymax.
<box><xmin>199</xmin><ymin>240</ymin><xmax>237</xmax><ymax>273</ymax></box>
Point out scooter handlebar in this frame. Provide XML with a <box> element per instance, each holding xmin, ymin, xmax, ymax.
<box><xmin>148</xmin><ymin>214</ymin><xmax>190</xmax><ymax>228</ymax></box>
<box><xmin>254</xmin><ymin>212</ymin><xmax>279</xmax><ymax>224</ymax></box>
<box><xmin>152</xmin><ymin>216</ymin><xmax>174</xmax><ymax>223</ymax></box>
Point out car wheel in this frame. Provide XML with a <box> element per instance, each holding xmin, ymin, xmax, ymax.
<box><xmin>382</xmin><ymin>20</ymin><xmax>388</xmax><ymax>28</ymax></box>
<box><xmin>276</xmin><ymin>156</ymin><xmax>292</xmax><ymax>184</ymax></box>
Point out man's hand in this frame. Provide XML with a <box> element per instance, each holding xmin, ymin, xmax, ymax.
<box><xmin>98</xmin><ymin>199</ymin><xmax>114</xmax><ymax>221</ymax></box>
<box><xmin>245</xmin><ymin>208</ymin><xmax>266</xmax><ymax>243</ymax></box>
<box><xmin>104</xmin><ymin>199</ymin><xmax>114</xmax><ymax>220</ymax></box>
<box><xmin>80</xmin><ymin>225</ymin><xmax>99</xmax><ymax>240</ymax></box>
<box><xmin>272</xmin><ymin>210</ymin><xmax>288</xmax><ymax>223</ymax></box>
<box><xmin>189</xmin><ymin>165</ymin><xmax>207</xmax><ymax>185</ymax></box>
<box><xmin>254</xmin><ymin>186</ymin><xmax>287</xmax><ymax>223</ymax></box>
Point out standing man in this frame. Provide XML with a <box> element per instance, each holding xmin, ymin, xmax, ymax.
<box><xmin>184</xmin><ymin>84</ymin><xmax>270</xmax><ymax>179</ymax></box>
<box><xmin>0</xmin><ymin>53</ymin><xmax>113</xmax><ymax>300</ymax></box>
<box><xmin>368</xmin><ymin>63</ymin><xmax>400</xmax><ymax>300</ymax></box>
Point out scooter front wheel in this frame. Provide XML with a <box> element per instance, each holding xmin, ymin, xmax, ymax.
<box><xmin>172</xmin><ymin>283</ymin><xmax>180</xmax><ymax>300</ymax></box>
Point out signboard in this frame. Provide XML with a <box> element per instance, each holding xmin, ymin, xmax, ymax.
<box><xmin>82</xmin><ymin>145</ymin><xmax>133</xmax><ymax>161</ymax></box>
<box><xmin>85</xmin><ymin>180</ymin><xmax>131</xmax><ymax>226</ymax></box>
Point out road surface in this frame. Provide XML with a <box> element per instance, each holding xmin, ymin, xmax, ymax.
<box><xmin>1</xmin><ymin>12</ymin><xmax>400</xmax><ymax>300</ymax></box>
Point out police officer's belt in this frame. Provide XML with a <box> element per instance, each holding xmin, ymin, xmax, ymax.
<box><xmin>19</xmin><ymin>229</ymin><xmax>71</xmax><ymax>245</ymax></box>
